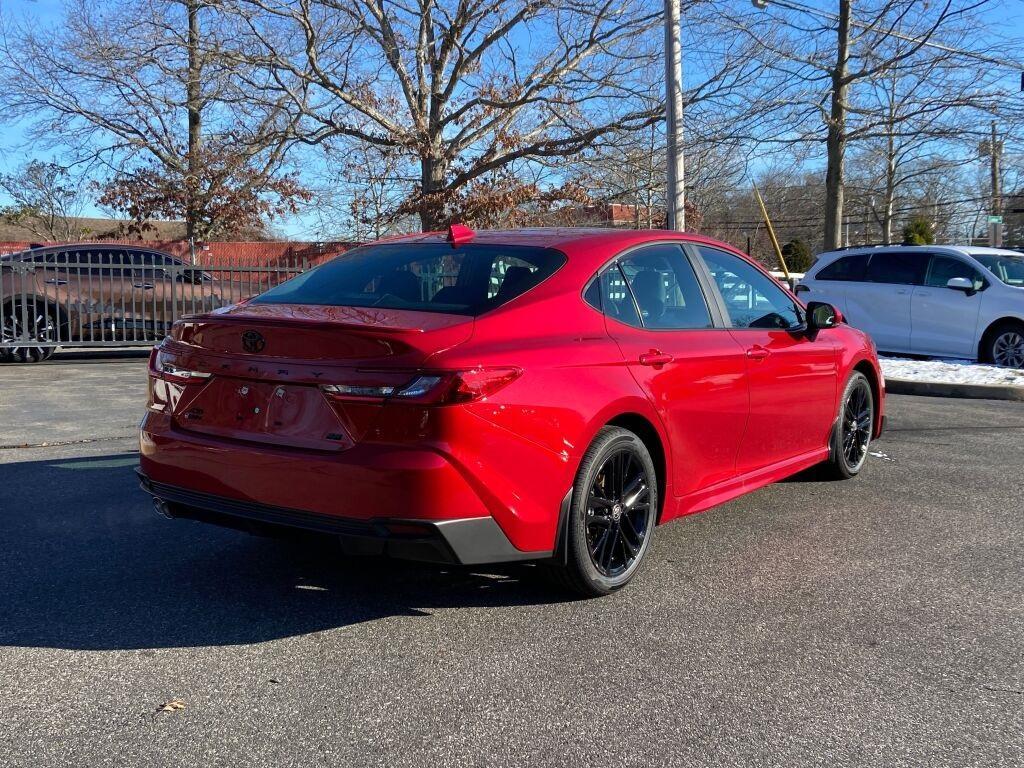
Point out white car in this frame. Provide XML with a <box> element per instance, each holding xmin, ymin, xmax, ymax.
<box><xmin>796</xmin><ymin>245</ymin><xmax>1024</xmax><ymax>368</ymax></box>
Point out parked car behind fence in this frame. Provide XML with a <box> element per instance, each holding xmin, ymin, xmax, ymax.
<box><xmin>0</xmin><ymin>244</ymin><xmax>313</xmax><ymax>362</ymax></box>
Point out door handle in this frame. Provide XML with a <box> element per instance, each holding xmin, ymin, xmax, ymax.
<box><xmin>639</xmin><ymin>351</ymin><xmax>673</xmax><ymax>367</ymax></box>
<box><xmin>133</xmin><ymin>283</ymin><xmax>155</xmax><ymax>290</ymax></box>
<box><xmin>917</xmin><ymin>290</ymin><xmax>931</xmax><ymax>297</ymax></box>
<box><xmin>746</xmin><ymin>345</ymin><xmax>770</xmax><ymax>361</ymax></box>
<box><xmin>895</xmin><ymin>288</ymin><xmax>909</xmax><ymax>295</ymax></box>
<box><xmin>44</xmin><ymin>279</ymin><xmax>68</xmax><ymax>286</ymax></box>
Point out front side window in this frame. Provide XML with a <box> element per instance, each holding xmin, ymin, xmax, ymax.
<box><xmin>971</xmin><ymin>252</ymin><xmax>1024</xmax><ymax>287</ymax></box>
<box><xmin>252</xmin><ymin>243</ymin><xmax>565</xmax><ymax>316</ymax></box>
<box><xmin>62</xmin><ymin>249</ymin><xmax>135</xmax><ymax>275</ymax></box>
<box><xmin>926</xmin><ymin>256</ymin><xmax>985</xmax><ymax>290</ymax></box>
<box><xmin>131</xmin><ymin>251</ymin><xmax>168</xmax><ymax>280</ymax></box>
<box><xmin>866</xmin><ymin>252</ymin><xmax>929</xmax><ymax>285</ymax></box>
<box><xmin>698</xmin><ymin>246</ymin><xmax>802</xmax><ymax>330</ymax></box>
<box><xmin>816</xmin><ymin>253</ymin><xmax>868</xmax><ymax>282</ymax></box>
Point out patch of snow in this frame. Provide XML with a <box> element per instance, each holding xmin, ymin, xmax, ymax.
<box><xmin>880</xmin><ymin>356</ymin><xmax>1024</xmax><ymax>388</ymax></box>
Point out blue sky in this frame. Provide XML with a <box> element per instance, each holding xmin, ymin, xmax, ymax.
<box><xmin>0</xmin><ymin>0</ymin><xmax>1022</xmax><ymax>239</ymax></box>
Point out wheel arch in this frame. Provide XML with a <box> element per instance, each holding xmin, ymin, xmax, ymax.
<box><xmin>604</xmin><ymin>412</ymin><xmax>668</xmax><ymax>522</ymax></box>
<box><xmin>553</xmin><ymin>407</ymin><xmax>669</xmax><ymax>566</ymax></box>
<box><xmin>851</xmin><ymin>358</ymin><xmax>884</xmax><ymax>438</ymax></box>
<box><xmin>2</xmin><ymin>294</ymin><xmax>71</xmax><ymax>334</ymax></box>
<box><xmin>978</xmin><ymin>316</ymin><xmax>1024</xmax><ymax>363</ymax></box>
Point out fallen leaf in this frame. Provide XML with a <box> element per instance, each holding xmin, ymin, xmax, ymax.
<box><xmin>155</xmin><ymin>698</ymin><xmax>186</xmax><ymax>714</ymax></box>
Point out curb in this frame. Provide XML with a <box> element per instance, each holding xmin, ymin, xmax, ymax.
<box><xmin>885</xmin><ymin>378</ymin><xmax>1024</xmax><ymax>402</ymax></box>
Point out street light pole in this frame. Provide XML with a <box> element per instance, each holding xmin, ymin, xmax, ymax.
<box><xmin>664</xmin><ymin>0</ymin><xmax>685</xmax><ymax>231</ymax></box>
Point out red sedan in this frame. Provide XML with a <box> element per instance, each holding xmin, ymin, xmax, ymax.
<box><xmin>138</xmin><ymin>227</ymin><xmax>883</xmax><ymax>596</ymax></box>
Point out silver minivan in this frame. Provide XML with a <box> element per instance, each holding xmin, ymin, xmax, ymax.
<box><xmin>796</xmin><ymin>245</ymin><xmax>1024</xmax><ymax>367</ymax></box>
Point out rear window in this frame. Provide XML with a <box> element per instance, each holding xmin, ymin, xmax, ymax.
<box><xmin>252</xmin><ymin>243</ymin><xmax>566</xmax><ymax>315</ymax></box>
<box><xmin>816</xmin><ymin>253</ymin><xmax>868</xmax><ymax>281</ymax></box>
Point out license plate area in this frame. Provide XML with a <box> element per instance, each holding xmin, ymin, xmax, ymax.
<box><xmin>175</xmin><ymin>378</ymin><xmax>353</xmax><ymax>451</ymax></box>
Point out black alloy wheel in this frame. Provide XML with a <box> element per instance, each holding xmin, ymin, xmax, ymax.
<box><xmin>585</xmin><ymin>448</ymin><xmax>652</xmax><ymax>578</ymax></box>
<box><xmin>823</xmin><ymin>371</ymin><xmax>874</xmax><ymax>479</ymax></box>
<box><xmin>1</xmin><ymin>301</ymin><xmax>58</xmax><ymax>363</ymax></box>
<box><xmin>550</xmin><ymin>426</ymin><xmax>658</xmax><ymax>597</ymax></box>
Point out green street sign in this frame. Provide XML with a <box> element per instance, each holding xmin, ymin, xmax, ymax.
<box><xmin>988</xmin><ymin>215</ymin><xmax>1004</xmax><ymax>224</ymax></box>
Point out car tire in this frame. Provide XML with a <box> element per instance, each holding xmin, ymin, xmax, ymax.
<box><xmin>1</xmin><ymin>302</ymin><xmax>58</xmax><ymax>363</ymax></box>
<box><xmin>548</xmin><ymin>426</ymin><xmax>658</xmax><ymax>597</ymax></box>
<box><xmin>822</xmin><ymin>371</ymin><xmax>874</xmax><ymax>480</ymax></box>
<box><xmin>982</xmin><ymin>320</ymin><xmax>1024</xmax><ymax>369</ymax></box>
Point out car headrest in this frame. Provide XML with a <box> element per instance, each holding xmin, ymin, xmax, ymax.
<box><xmin>431</xmin><ymin>285</ymin><xmax>472</xmax><ymax>305</ymax></box>
<box><xmin>497</xmin><ymin>266</ymin><xmax>537</xmax><ymax>301</ymax></box>
<box><xmin>377</xmin><ymin>270</ymin><xmax>421</xmax><ymax>303</ymax></box>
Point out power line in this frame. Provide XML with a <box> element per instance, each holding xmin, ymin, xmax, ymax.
<box><xmin>755</xmin><ymin>0</ymin><xmax>1024</xmax><ymax>74</ymax></box>
<box><xmin>706</xmin><ymin>192</ymin><xmax>998</xmax><ymax>229</ymax></box>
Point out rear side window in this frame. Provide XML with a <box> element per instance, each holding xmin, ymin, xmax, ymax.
<box><xmin>585</xmin><ymin>264</ymin><xmax>642</xmax><ymax>328</ymax></box>
<box><xmin>816</xmin><ymin>253</ymin><xmax>868</xmax><ymax>281</ymax></box>
<box><xmin>866</xmin><ymin>252</ymin><xmax>929</xmax><ymax>285</ymax></box>
<box><xmin>617</xmin><ymin>245</ymin><xmax>712</xmax><ymax>329</ymax></box>
<box><xmin>45</xmin><ymin>248</ymin><xmax>126</xmax><ymax>275</ymax></box>
<box><xmin>252</xmin><ymin>243</ymin><xmax>565</xmax><ymax>316</ymax></box>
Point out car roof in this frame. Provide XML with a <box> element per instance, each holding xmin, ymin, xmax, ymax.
<box><xmin>958</xmin><ymin>247</ymin><xmax>1023</xmax><ymax>257</ymax></box>
<box><xmin>817</xmin><ymin>244</ymin><xmax>1021</xmax><ymax>261</ymax></box>
<box><xmin>5</xmin><ymin>243</ymin><xmax>180</xmax><ymax>260</ymax></box>
<box><xmin>385</xmin><ymin>227</ymin><xmax>740</xmax><ymax>250</ymax></box>
<box><xmin>370</xmin><ymin>227</ymin><xmax>754</xmax><ymax>273</ymax></box>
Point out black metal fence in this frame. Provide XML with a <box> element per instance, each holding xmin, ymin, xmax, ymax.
<box><xmin>0</xmin><ymin>248</ymin><xmax>312</xmax><ymax>358</ymax></box>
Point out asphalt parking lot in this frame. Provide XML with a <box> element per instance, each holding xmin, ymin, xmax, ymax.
<box><xmin>1</xmin><ymin>359</ymin><xmax>1022</xmax><ymax>767</ymax></box>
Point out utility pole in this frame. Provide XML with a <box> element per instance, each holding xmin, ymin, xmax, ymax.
<box><xmin>863</xmin><ymin>196</ymin><xmax>871</xmax><ymax>245</ymax></box>
<box><xmin>185</xmin><ymin>0</ymin><xmax>203</xmax><ymax>245</ymax></box>
<box><xmin>664</xmin><ymin>0</ymin><xmax>685</xmax><ymax>231</ymax></box>
<box><xmin>823</xmin><ymin>0</ymin><xmax>851</xmax><ymax>251</ymax></box>
<box><xmin>989</xmin><ymin>121</ymin><xmax>1003</xmax><ymax>247</ymax></box>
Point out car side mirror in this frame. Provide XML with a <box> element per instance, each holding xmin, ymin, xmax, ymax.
<box><xmin>806</xmin><ymin>301</ymin><xmax>839</xmax><ymax>330</ymax></box>
<box><xmin>946</xmin><ymin>276</ymin><xmax>976</xmax><ymax>294</ymax></box>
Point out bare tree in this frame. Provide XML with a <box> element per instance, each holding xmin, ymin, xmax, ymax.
<box><xmin>0</xmin><ymin>161</ymin><xmax>89</xmax><ymax>240</ymax></box>
<box><xmin>477</xmin><ymin>4</ymin><xmax>786</xmax><ymax>231</ymax></box>
<box><xmin>732</xmin><ymin>0</ymin><xmax>1002</xmax><ymax>249</ymax></box>
<box><xmin>320</xmin><ymin>141</ymin><xmax>420</xmax><ymax>239</ymax></box>
<box><xmin>0</xmin><ymin>0</ymin><xmax>304</xmax><ymax>240</ymax></box>
<box><xmin>224</xmin><ymin>0</ymin><xmax>678</xmax><ymax>230</ymax></box>
<box><xmin>846</xmin><ymin>6</ymin><xmax>1023</xmax><ymax>243</ymax></box>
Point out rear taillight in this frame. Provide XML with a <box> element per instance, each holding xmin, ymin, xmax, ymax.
<box><xmin>321</xmin><ymin>368</ymin><xmax>521</xmax><ymax>406</ymax></box>
<box><xmin>148</xmin><ymin>347</ymin><xmax>211</xmax><ymax>385</ymax></box>
<box><xmin>439</xmin><ymin>368</ymin><xmax>522</xmax><ymax>404</ymax></box>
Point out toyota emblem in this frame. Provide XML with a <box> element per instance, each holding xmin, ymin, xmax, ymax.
<box><xmin>241</xmin><ymin>330</ymin><xmax>266</xmax><ymax>354</ymax></box>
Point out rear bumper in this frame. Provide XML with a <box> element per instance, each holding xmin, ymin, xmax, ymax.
<box><xmin>137</xmin><ymin>469</ymin><xmax>545</xmax><ymax>565</ymax></box>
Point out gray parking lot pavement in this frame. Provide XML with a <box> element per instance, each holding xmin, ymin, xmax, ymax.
<box><xmin>1</xmin><ymin>360</ymin><xmax>1022</xmax><ymax>767</ymax></box>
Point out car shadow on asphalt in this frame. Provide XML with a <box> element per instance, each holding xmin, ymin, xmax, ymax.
<box><xmin>0</xmin><ymin>452</ymin><xmax>572</xmax><ymax>651</ymax></box>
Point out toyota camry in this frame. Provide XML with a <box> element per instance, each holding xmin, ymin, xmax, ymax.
<box><xmin>138</xmin><ymin>226</ymin><xmax>884</xmax><ymax>596</ymax></box>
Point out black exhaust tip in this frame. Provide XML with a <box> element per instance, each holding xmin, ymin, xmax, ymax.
<box><xmin>152</xmin><ymin>498</ymin><xmax>174</xmax><ymax>519</ymax></box>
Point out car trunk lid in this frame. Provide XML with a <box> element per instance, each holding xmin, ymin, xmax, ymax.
<box><xmin>157</xmin><ymin>303</ymin><xmax>474</xmax><ymax>450</ymax></box>
<box><xmin>170</xmin><ymin>302</ymin><xmax>473</xmax><ymax>365</ymax></box>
